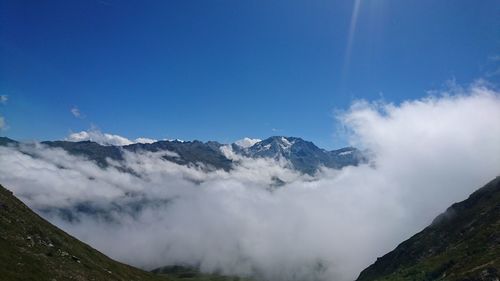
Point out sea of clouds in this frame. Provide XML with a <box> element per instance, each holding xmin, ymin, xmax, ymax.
<box><xmin>0</xmin><ymin>83</ymin><xmax>499</xmax><ymax>281</ymax></box>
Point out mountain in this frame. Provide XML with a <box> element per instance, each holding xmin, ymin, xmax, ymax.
<box><xmin>234</xmin><ymin>136</ymin><xmax>364</xmax><ymax>175</ymax></box>
<box><xmin>40</xmin><ymin>139</ymin><xmax>232</xmax><ymax>171</ymax></box>
<box><xmin>124</xmin><ymin>140</ymin><xmax>233</xmax><ymax>171</ymax></box>
<box><xmin>356</xmin><ymin>177</ymin><xmax>500</xmax><ymax>281</ymax></box>
<box><xmin>42</xmin><ymin>140</ymin><xmax>123</xmax><ymax>168</ymax></box>
<box><xmin>0</xmin><ymin>136</ymin><xmax>18</xmax><ymax>146</ymax></box>
<box><xmin>0</xmin><ymin>183</ymin><xmax>246</xmax><ymax>281</ymax></box>
<box><xmin>0</xmin><ymin>182</ymin><xmax>166</xmax><ymax>281</ymax></box>
<box><xmin>1</xmin><ymin>136</ymin><xmax>364</xmax><ymax>175</ymax></box>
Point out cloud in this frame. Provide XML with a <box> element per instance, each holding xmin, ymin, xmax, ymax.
<box><xmin>0</xmin><ymin>95</ymin><xmax>7</xmax><ymax>104</ymax></box>
<box><xmin>234</xmin><ymin>137</ymin><xmax>261</xmax><ymax>148</ymax></box>
<box><xmin>488</xmin><ymin>54</ymin><xmax>500</xmax><ymax>62</ymax></box>
<box><xmin>485</xmin><ymin>54</ymin><xmax>500</xmax><ymax>78</ymax></box>
<box><xmin>134</xmin><ymin>137</ymin><xmax>158</xmax><ymax>144</ymax></box>
<box><xmin>67</xmin><ymin>130</ymin><xmax>133</xmax><ymax>146</ymax></box>
<box><xmin>70</xmin><ymin>106</ymin><xmax>83</xmax><ymax>118</ymax></box>
<box><xmin>66</xmin><ymin>129</ymin><xmax>157</xmax><ymax>146</ymax></box>
<box><xmin>0</xmin><ymin>83</ymin><xmax>499</xmax><ymax>281</ymax></box>
<box><xmin>70</xmin><ymin>106</ymin><xmax>82</xmax><ymax>118</ymax></box>
<box><xmin>0</xmin><ymin>95</ymin><xmax>8</xmax><ymax>130</ymax></box>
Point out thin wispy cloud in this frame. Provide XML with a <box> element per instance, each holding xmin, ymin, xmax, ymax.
<box><xmin>488</xmin><ymin>54</ymin><xmax>500</xmax><ymax>62</ymax></box>
<box><xmin>70</xmin><ymin>106</ymin><xmax>83</xmax><ymax>118</ymax></box>
<box><xmin>485</xmin><ymin>54</ymin><xmax>500</xmax><ymax>78</ymax></box>
<box><xmin>0</xmin><ymin>95</ymin><xmax>8</xmax><ymax>130</ymax></box>
<box><xmin>0</xmin><ymin>95</ymin><xmax>8</xmax><ymax>104</ymax></box>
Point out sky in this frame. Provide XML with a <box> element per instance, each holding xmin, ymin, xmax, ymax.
<box><xmin>1</xmin><ymin>0</ymin><xmax>499</xmax><ymax>149</ymax></box>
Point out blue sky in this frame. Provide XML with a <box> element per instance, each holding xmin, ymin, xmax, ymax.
<box><xmin>1</xmin><ymin>0</ymin><xmax>499</xmax><ymax>149</ymax></box>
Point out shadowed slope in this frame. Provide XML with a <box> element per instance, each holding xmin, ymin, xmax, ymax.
<box><xmin>0</xmin><ymin>183</ymin><xmax>245</xmax><ymax>281</ymax></box>
<box><xmin>356</xmin><ymin>177</ymin><xmax>500</xmax><ymax>281</ymax></box>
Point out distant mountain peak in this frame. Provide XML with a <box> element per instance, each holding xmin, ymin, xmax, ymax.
<box><xmin>250</xmin><ymin>136</ymin><xmax>302</xmax><ymax>149</ymax></box>
<box><xmin>238</xmin><ymin>136</ymin><xmax>364</xmax><ymax>174</ymax></box>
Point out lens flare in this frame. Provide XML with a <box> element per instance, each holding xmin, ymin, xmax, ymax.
<box><xmin>341</xmin><ymin>0</ymin><xmax>362</xmax><ymax>81</ymax></box>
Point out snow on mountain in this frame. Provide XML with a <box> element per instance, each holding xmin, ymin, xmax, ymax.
<box><xmin>238</xmin><ymin>136</ymin><xmax>365</xmax><ymax>174</ymax></box>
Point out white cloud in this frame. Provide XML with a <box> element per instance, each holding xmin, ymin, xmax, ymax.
<box><xmin>70</xmin><ymin>106</ymin><xmax>82</xmax><ymax>118</ymax></box>
<box><xmin>234</xmin><ymin>137</ymin><xmax>261</xmax><ymax>148</ymax></box>
<box><xmin>0</xmin><ymin>83</ymin><xmax>499</xmax><ymax>281</ymax></box>
<box><xmin>0</xmin><ymin>95</ymin><xmax>8</xmax><ymax>104</ymax></box>
<box><xmin>66</xmin><ymin>129</ymin><xmax>158</xmax><ymax>146</ymax></box>
<box><xmin>134</xmin><ymin>137</ymin><xmax>157</xmax><ymax>144</ymax></box>
<box><xmin>0</xmin><ymin>95</ymin><xmax>8</xmax><ymax>130</ymax></box>
<box><xmin>66</xmin><ymin>130</ymin><xmax>133</xmax><ymax>146</ymax></box>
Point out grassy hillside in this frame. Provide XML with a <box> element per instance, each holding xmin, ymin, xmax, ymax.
<box><xmin>0</xmin><ymin>183</ymin><xmax>244</xmax><ymax>281</ymax></box>
<box><xmin>356</xmin><ymin>177</ymin><xmax>500</xmax><ymax>281</ymax></box>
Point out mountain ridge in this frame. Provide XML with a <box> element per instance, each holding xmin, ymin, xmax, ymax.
<box><xmin>0</xmin><ymin>136</ymin><xmax>365</xmax><ymax>175</ymax></box>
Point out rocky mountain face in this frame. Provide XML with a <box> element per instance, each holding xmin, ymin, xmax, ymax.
<box><xmin>124</xmin><ymin>140</ymin><xmax>233</xmax><ymax>171</ymax></box>
<box><xmin>0</xmin><ymin>136</ymin><xmax>365</xmax><ymax>175</ymax></box>
<box><xmin>0</xmin><ymin>183</ymin><xmax>247</xmax><ymax>281</ymax></box>
<box><xmin>356</xmin><ymin>177</ymin><xmax>500</xmax><ymax>281</ymax></box>
<box><xmin>234</xmin><ymin>136</ymin><xmax>364</xmax><ymax>175</ymax></box>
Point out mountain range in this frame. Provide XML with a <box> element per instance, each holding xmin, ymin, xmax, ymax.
<box><xmin>0</xmin><ymin>136</ymin><xmax>365</xmax><ymax>175</ymax></box>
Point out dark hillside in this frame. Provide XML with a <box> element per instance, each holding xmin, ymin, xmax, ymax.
<box><xmin>0</xmin><ymin>183</ymin><xmax>244</xmax><ymax>281</ymax></box>
<box><xmin>356</xmin><ymin>177</ymin><xmax>500</xmax><ymax>281</ymax></box>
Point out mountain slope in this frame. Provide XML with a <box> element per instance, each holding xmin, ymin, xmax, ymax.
<box><xmin>0</xmin><ymin>183</ymin><xmax>243</xmax><ymax>281</ymax></box>
<box><xmin>124</xmin><ymin>140</ymin><xmax>232</xmax><ymax>171</ymax></box>
<box><xmin>42</xmin><ymin>140</ymin><xmax>123</xmax><ymax>168</ymax></box>
<box><xmin>356</xmin><ymin>177</ymin><xmax>500</xmax><ymax>281</ymax></box>
<box><xmin>0</xmin><ymin>136</ymin><xmax>18</xmax><ymax>146</ymax></box>
<box><xmin>41</xmin><ymin>139</ymin><xmax>232</xmax><ymax>171</ymax></box>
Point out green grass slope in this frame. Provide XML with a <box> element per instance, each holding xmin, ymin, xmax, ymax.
<box><xmin>356</xmin><ymin>177</ymin><xmax>500</xmax><ymax>281</ymax></box>
<box><xmin>0</xmin><ymin>184</ymin><xmax>245</xmax><ymax>281</ymax></box>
